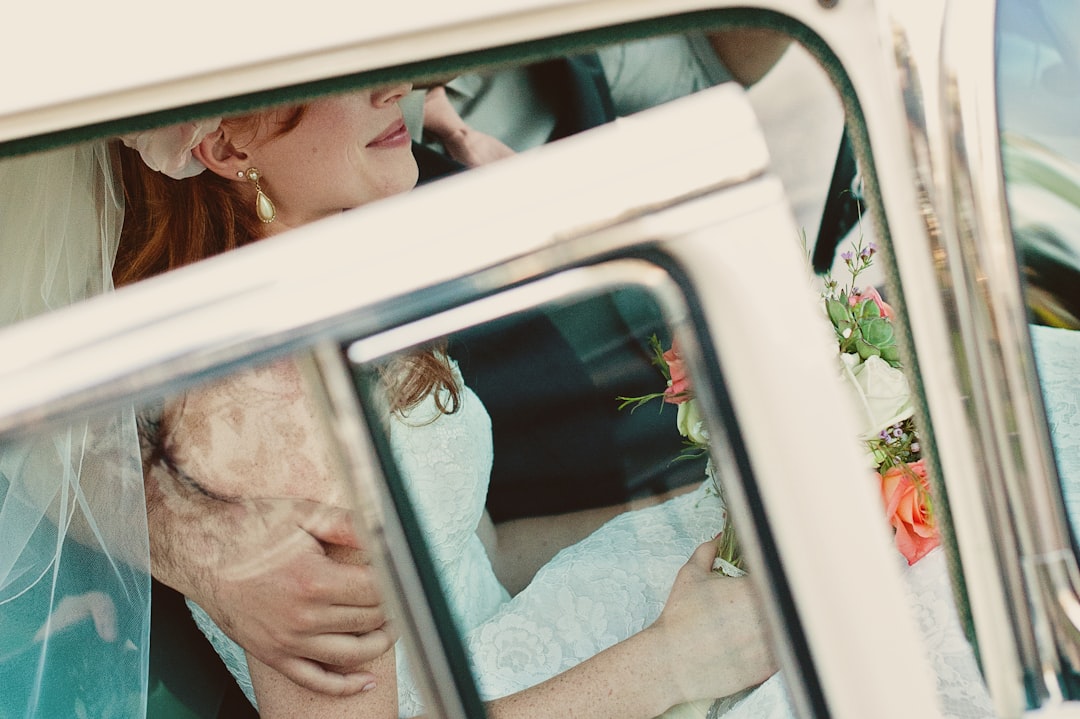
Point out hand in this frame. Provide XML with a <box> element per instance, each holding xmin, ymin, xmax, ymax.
<box><xmin>423</xmin><ymin>85</ymin><xmax>515</xmax><ymax>167</ymax></box>
<box><xmin>648</xmin><ymin>538</ymin><xmax>778</xmax><ymax>705</ymax></box>
<box><xmin>148</xmin><ymin>482</ymin><xmax>395</xmax><ymax>695</ymax></box>
<box><xmin>219</xmin><ymin>499</ymin><xmax>397</xmax><ymax>692</ymax></box>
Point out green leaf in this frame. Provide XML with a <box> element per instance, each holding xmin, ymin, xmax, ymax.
<box><xmin>861</xmin><ymin>317</ymin><xmax>894</xmax><ymax>347</ymax></box>
<box><xmin>826</xmin><ymin>298</ymin><xmax>850</xmax><ymax>327</ymax></box>
<box><xmin>646</xmin><ymin>335</ymin><xmax>669</xmax><ymax>377</ymax></box>
<box><xmin>855</xmin><ymin>337</ymin><xmax>881</xmax><ymax>360</ymax></box>
<box><xmin>880</xmin><ymin>345</ymin><xmax>901</xmax><ymax>363</ymax></box>
<box><xmin>854</xmin><ymin>298</ymin><xmax>881</xmax><ymax>320</ymax></box>
<box><xmin>871</xmin><ymin>446</ymin><xmax>889</xmax><ymax>467</ymax></box>
<box><xmin>616</xmin><ymin>392</ymin><xmax>668</xmax><ymax>412</ymax></box>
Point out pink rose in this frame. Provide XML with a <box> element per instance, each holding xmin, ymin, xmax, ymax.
<box><xmin>879</xmin><ymin>459</ymin><xmax>939</xmax><ymax>565</ymax></box>
<box><xmin>850</xmin><ymin>286</ymin><xmax>894</xmax><ymax>320</ymax></box>
<box><xmin>663</xmin><ymin>340</ymin><xmax>691</xmax><ymax>404</ymax></box>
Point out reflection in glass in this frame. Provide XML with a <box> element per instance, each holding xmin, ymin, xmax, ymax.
<box><xmin>140</xmin><ymin>355</ymin><xmax>387</xmax><ymax>716</ymax></box>
<box><xmin>998</xmin><ymin>0</ymin><xmax>1080</xmax><ymax>328</ymax></box>
<box><xmin>998</xmin><ymin>1</ymin><xmax>1080</xmax><ymax>537</ymax></box>
<box><xmin>347</xmin><ymin>276</ymin><xmax>996</xmax><ymax>718</ymax></box>
<box><xmin>0</xmin><ymin>413</ymin><xmax>150</xmax><ymax>718</ymax></box>
<box><xmin>351</xmin><ymin>288</ymin><xmax>754</xmax><ymax>716</ymax></box>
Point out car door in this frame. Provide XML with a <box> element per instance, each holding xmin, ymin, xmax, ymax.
<box><xmin>893</xmin><ymin>0</ymin><xmax>1080</xmax><ymax>715</ymax></box>
<box><xmin>0</xmin><ymin>1</ymin><xmax>1004</xmax><ymax>718</ymax></box>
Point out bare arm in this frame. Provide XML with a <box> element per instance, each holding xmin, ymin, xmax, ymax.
<box><xmin>248</xmin><ymin>539</ymin><xmax>775</xmax><ymax>719</ymax></box>
<box><xmin>250</xmin><ymin>649</ymin><xmax>398</xmax><ymax>719</ymax></box>
<box><xmin>484</xmin><ymin>539</ymin><xmax>775</xmax><ymax>719</ymax></box>
<box><xmin>247</xmin><ymin>543</ymin><xmax>399</xmax><ymax>718</ymax></box>
<box><xmin>483</xmin><ymin>484</ymin><xmax>697</xmax><ymax>596</ymax></box>
<box><xmin>707</xmin><ymin>29</ymin><xmax>792</xmax><ymax>87</ymax></box>
<box><xmin>143</xmin><ymin>405</ymin><xmax>393</xmax><ymax>695</ymax></box>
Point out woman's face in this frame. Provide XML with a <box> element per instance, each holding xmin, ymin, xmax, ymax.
<box><xmin>238</xmin><ymin>84</ymin><xmax>418</xmax><ymax>230</ymax></box>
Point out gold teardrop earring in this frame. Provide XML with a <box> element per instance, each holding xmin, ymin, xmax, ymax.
<box><xmin>239</xmin><ymin>168</ymin><xmax>276</xmax><ymax>223</ymax></box>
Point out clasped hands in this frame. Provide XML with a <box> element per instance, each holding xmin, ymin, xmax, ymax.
<box><xmin>177</xmin><ymin>497</ymin><xmax>395</xmax><ymax>695</ymax></box>
<box><xmin>182</xmin><ymin>499</ymin><xmax>776</xmax><ymax>702</ymax></box>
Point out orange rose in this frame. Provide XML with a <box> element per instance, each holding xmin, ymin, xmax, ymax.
<box><xmin>879</xmin><ymin>459</ymin><xmax>939</xmax><ymax>565</ymax></box>
<box><xmin>663</xmin><ymin>339</ymin><xmax>692</xmax><ymax>404</ymax></box>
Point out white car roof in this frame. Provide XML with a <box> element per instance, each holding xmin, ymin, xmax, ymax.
<box><xmin>2</xmin><ymin>0</ymin><xmax>725</xmax><ymax>145</ymax></box>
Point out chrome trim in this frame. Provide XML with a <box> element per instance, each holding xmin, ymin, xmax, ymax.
<box><xmin>308</xmin><ymin>341</ymin><xmax>475</xmax><ymax>719</ymax></box>
<box><xmin>942</xmin><ymin>0</ymin><xmax>1080</xmax><ymax>707</ymax></box>
<box><xmin>342</xmin><ymin>234</ymin><xmax>947</xmax><ymax>719</ymax></box>
<box><xmin>340</xmin><ymin>264</ymin><xmax>689</xmax><ymax>719</ymax></box>
<box><xmin>657</xmin><ymin>205</ymin><xmax>946</xmax><ymax>719</ymax></box>
<box><xmin>877</xmin><ymin>0</ymin><xmax>1035</xmax><ymax>713</ymax></box>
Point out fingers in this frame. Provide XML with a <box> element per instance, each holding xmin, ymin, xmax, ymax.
<box><xmin>300</xmin><ymin>503</ymin><xmax>362</xmax><ymax>550</ymax></box>
<box><xmin>298</xmin><ymin>560</ymin><xmax>383</xmax><ymax>607</ymax></box>
<box><xmin>295</xmin><ymin>627</ymin><xmax>397</xmax><ymax>670</ymax></box>
<box><xmin>337</xmin><ymin>561</ymin><xmax>383</xmax><ymax>603</ymax></box>
<box><xmin>280</xmin><ymin>660</ymin><xmax>378</xmax><ymax>697</ymax></box>
<box><xmin>690</xmin><ymin>536</ymin><xmax>722</xmax><ymax>569</ymax></box>
<box><xmin>308</xmin><ymin>603</ymin><xmax>387</xmax><ymax>636</ymax></box>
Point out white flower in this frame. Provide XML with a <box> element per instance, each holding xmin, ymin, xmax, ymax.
<box><xmin>120</xmin><ymin>118</ymin><xmax>221</xmax><ymax>180</ymax></box>
<box><xmin>676</xmin><ymin>398</ymin><xmax>709</xmax><ymax>445</ymax></box>
<box><xmin>839</xmin><ymin>353</ymin><xmax>915</xmax><ymax>441</ymax></box>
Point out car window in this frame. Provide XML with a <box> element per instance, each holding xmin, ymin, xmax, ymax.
<box><xmin>0</xmin><ymin>47</ymin><xmax>798</xmax><ymax>716</ymax></box>
<box><xmin>0</xmin><ymin>15</ymin><xmax>982</xmax><ymax>719</ymax></box>
<box><xmin>998</xmin><ymin>1</ymin><xmax>1080</xmax><ymax>544</ymax></box>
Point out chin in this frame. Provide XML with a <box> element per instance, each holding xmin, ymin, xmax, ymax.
<box><xmin>356</xmin><ymin>156</ymin><xmax>419</xmax><ymax>204</ymax></box>
<box><xmin>388</xmin><ymin>158</ymin><xmax>420</xmax><ymax>196</ymax></box>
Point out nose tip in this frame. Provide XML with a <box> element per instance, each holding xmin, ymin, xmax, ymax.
<box><xmin>373</xmin><ymin>81</ymin><xmax>413</xmax><ymax>107</ymax></box>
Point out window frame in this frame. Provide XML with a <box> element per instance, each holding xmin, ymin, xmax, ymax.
<box><xmin>11</xmin><ymin>0</ymin><xmax>1056</xmax><ymax>714</ymax></box>
<box><xmin>0</xmin><ymin>78</ymin><xmax>947</xmax><ymax>717</ymax></box>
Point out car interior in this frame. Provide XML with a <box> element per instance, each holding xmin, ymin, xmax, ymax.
<box><xmin>0</xmin><ymin>8</ymin><xmax>943</xmax><ymax>717</ymax></box>
<box><xmin>112</xmin><ymin>19</ymin><xmax>814</xmax><ymax>717</ymax></box>
<box><xmin>7</xmin><ymin>1</ymin><xmax>1080</xmax><ymax>717</ymax></box>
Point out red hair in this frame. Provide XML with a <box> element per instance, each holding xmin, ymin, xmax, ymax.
<box><xmin>114</xmin><ymin>109</ymin><xmax>458</xmax><ymax>413</ymax></box>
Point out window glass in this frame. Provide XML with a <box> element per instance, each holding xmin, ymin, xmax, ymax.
<box><xmin>346</xmin><ymin>285</ymin><xmax>780</xmax><ymax>717</ymax></box>
<box><xmin>0</xmin><ymin>408</ymin><xmax>150</xmax><ymax>718</ymax></box>
<box><xmin>997</xmin><ymin>0</ymin><xmax>1080</xmax><ymax>534</ymax></box>
<box><xmin>0</xmin><ymin>29</ymin><xmax>809</xmax><ymax>717</ymax></box>
<box><xmin>0</xmin><ymin>21</ymin><xmax>994</xmax><ymax>718</ymax></box>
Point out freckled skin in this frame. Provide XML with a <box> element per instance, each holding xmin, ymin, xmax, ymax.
<box><xmin>165</xmin><ymin>358</ymin><xmax>347</xmax><ymax>508</ymax></box>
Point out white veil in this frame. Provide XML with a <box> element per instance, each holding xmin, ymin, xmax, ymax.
<box><xmin>0</xmin><ymin>141</ymin><xmax>151</xmax><ymax>716</ymax></box>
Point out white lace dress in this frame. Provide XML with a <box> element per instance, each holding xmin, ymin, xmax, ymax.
<box><xmin>189</xmin><ymin>368</ymin><xmax>996</xmax><ymax>719</ymax></box>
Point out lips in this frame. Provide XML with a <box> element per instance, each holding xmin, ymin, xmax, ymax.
<box><xmin>367</xmin><ymin>118</ymin><xmax>409</xmax><ymax>148</ymax></box>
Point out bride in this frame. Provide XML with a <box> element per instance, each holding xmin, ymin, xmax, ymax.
<box><xmin>118</xmin><ymin>83</ymin><xmax>775</xmax><ymax>718</ymax></box>
<box><xmin>116</xmin><ymin>84</ymin><xmax>995</xmax><ymax>718</ymax></box>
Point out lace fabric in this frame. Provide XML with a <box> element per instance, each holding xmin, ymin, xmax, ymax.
<box><xmin>191</xmin><ymin>360</ymin><xmax>994</xmax><ymax>719</ymax></box>
<box><xmin>1031</xmin><ymin>324</ymin><xmax>1080</xmax><ymax>528</ymax></box>
<box><xmin>464</xmin><ymin>483</ymin><xmax>723</xmax><ymax>703</ymax></box>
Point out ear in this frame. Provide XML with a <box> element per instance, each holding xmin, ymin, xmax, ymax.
<box><xmin>192</xmin><ymin>128</ymin><xmax>250</xmax><ymax>180</ymax></box>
